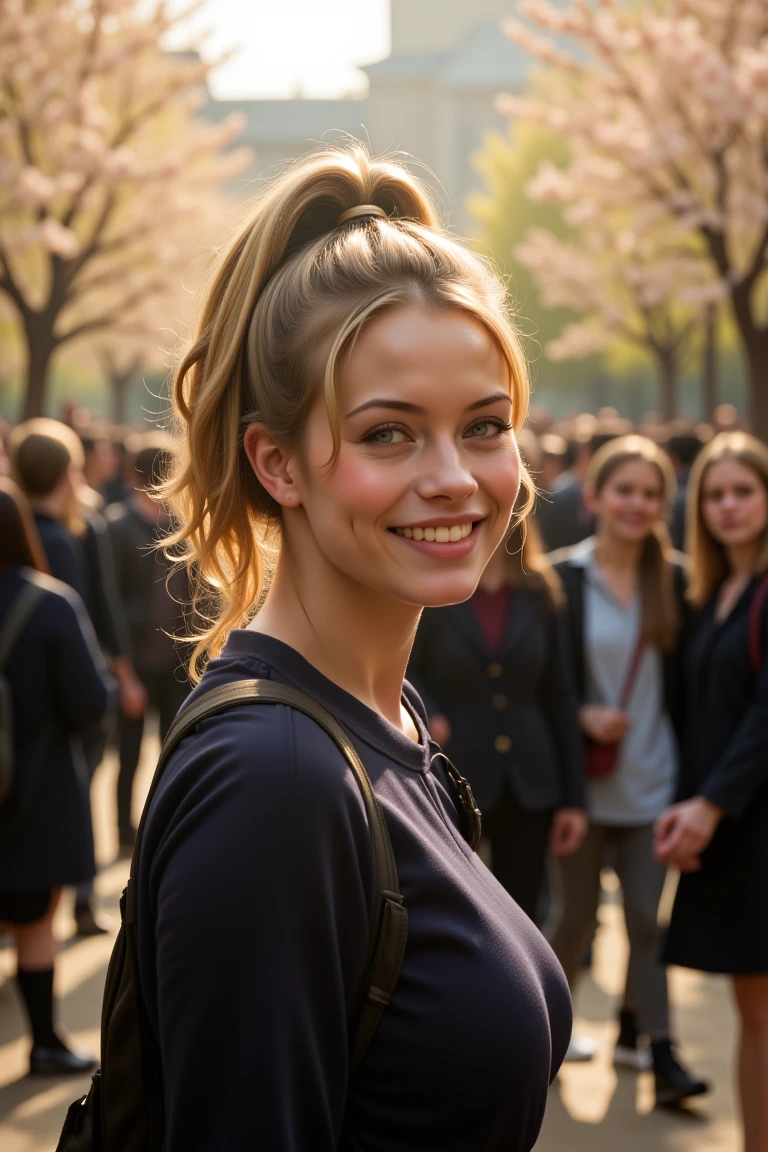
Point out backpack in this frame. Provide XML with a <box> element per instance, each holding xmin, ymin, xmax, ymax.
<box><xmin>56</xmin><ymin>679</ymin><xmax>412</xmax><ymax>1152</ymax></box>
<box><xmin>0</xmin><ymin>581</ymin><xmax>47</xmax><ymax>808</ymax></box>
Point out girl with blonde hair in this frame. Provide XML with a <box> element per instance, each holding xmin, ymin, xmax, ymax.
<box><xmin>549</xmin><ymin>435</ymin><xmax>708</xmax><ymax>1104</ymax></box>
<box><xmin>129</xmin><ymin>146</ymin><xmax>570</xmax><ymax>1150</ymax></box>
<box><xmin>657</xmin><ymin>431</ymin><xmax>768</xmax><ymax>1152</ymax></box>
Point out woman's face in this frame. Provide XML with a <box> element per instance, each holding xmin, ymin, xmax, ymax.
<box><xmin>590</xmin><ymin>458</ymin><xmax>666</xmax><ymax>545</ymax></box>
<box><xmin>292</xmin><ymin>304</ymin><xmax>521</xmax><ymax>608</ymax></box>
<box><xmin>700</xmin><ymin>458</ymin><xmax>768</xmax><ymax>552</ymax></box>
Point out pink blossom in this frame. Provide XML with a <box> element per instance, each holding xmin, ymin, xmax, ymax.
<box><xmin>19</xmin><ymin>166</ymin><xmax>55</xmax><ymax>207</ymax></box>
<box><xmin>38</xmin><ymin>218</ymin><xmax>80</xmax><ymax>259</ymax></box>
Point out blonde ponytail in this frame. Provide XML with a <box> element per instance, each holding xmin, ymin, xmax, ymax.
<box><xmin>164</xmin><ymin>143</ymin><xmax>530</xmax><ymax>679</ymax></box>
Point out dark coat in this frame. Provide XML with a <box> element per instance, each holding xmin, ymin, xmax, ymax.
<box><xmin>551</xmin><ymin>547</ymin><xmax>689</xmax><ymax>752</ymax></box>
<box><xmin>663</xmin><ymin>576</ymin><xmax>768</xmax><ymax>973</ymax></box>
<box><xmin>34</xmin><ymin>509</ymin><xmax>130</xmax><ymax>658</ymax></box>
<box><xmin>0</xmin><ymin>567</ymin><xmax>115</xmax><ymax>888</ymax></box>
<box><xmin>137</xmin><ymin>630</ymin><xmax>571</xmax><ymax>1151</ymax></box>
<box><xmin>106</xmin><ymin>499</ymin><xmax>190</xmax><ymax>673</ymax></box>
<box><xmin>407</xmin><ymin>587</ymin><xmax>585</xmax><ymax>813</ymax></box>
<box><xmin>535</xmin><ymin>479</ymin><xmax>595</xmax><ymax>553</ymax></box>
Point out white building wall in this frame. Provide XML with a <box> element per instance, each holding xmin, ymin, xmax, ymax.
<box><xmin>390</xmin><ymin>0</ymin><xmax>512</xmax><ymax>52</ymax></box>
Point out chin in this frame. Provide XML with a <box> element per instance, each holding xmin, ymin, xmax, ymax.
<box><xmin>396</xmin><ymin>573</ymin><xmax>481</xmax><ymax>609</ymax></box>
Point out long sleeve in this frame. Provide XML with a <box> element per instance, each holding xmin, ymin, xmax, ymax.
<box><xmin>539</xmin><ymin>604</ymin><xmax>586</xmax><ymax>809</ymax></box>
<box><xmin>143</xmin><ymin>706</ymin><xmax>374</xmax><ymax>1152</ymax></box>
<box><xmin>48</xmin><ymin>588</ymin><xmax>116</xmax><ymax>733</ymax></box>
<box><xmin>699</xmin><ymin>608</ymin><xmax>768</xmax><ymax>819</ymax></box>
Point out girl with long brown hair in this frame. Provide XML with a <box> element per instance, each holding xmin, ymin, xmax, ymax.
<box><xmin>123</xmin><ymin>144</ymin><xmax>572</xmax><ymax>1150</ymax></box>
<box><xmin>657</xmin><ymin>431</ymin><xmax>768</xmax><ymax>1152</ymax></box>
<box><xmin>0</xmin><ymin>478</ymin><xmax>114</xmax><ymax>1075</ymax></box>
<box><xmin>550</xmin><ymin>435</ymin><xmax>708</xmax><ymax>1105</ymax></box>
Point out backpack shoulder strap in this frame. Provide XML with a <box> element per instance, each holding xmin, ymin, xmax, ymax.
<box><xmin>0</xmin><ymin>582</ymin><xmax>47</xmax><ymax>670</ymax></box>
<box><xmin>127</xmin><ymin>678</ymin><xmax>407</xmax><ymax>1071</ymax></box>
<box><xmin>748</xmin><ymin>574</ymin><xmax>768</xmax><ymax>676</ymax></box>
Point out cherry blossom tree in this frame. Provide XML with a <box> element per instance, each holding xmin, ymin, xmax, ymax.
<box><xmin>514</xmin><ymin>158</ymin><xmax>720</xmax><ymax>419</ymax></box>
<box><xmin>499</xmin><ymin>0</ymin><xmax>768</xmax><ymax>438</ymax></box>
<box><xmin>0</xmin><ymin>0</ymin><xmax>249</xmax><ymax>418</ymax></box>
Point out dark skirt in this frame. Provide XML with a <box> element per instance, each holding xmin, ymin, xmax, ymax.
<box><xmin>0</xmin><ymin>888</ymin><xmax>53</xmax><ymax>924</ymax></box>
<box><xmin>663</xmin><ymin>787</ymin><xmax>768</xmax><ymax>975</ymax></box>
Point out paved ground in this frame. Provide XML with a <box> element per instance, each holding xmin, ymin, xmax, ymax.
<box><xmin>0</xmin><ymin>730</ymin><xmax>740</xmax><ymax>1150</ymax></box>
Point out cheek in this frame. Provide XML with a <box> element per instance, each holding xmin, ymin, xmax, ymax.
<box><xmin>746</xmin><ymin>491</ymin><xmax>768</xmax><ymax>531</ymax></box>
<box><xmin>318</xmin><ymin>455</ymin><xmax>406</xmax><ymax>522</ymax></box>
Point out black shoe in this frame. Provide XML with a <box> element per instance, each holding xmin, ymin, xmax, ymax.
<box><xmin>29</xmin><ymin>1044</ymin><xmax>97</xmax><ymax>1077</ymax></box>
<box><xmin>74</xmin><ymin>903</ymin><xmax>112</xmax><ymax>937</ymax></box>
<box><xmin>652</xmin><ymin>1039</ymin><xmax>710</xmax><ymax>1107</ymax></box>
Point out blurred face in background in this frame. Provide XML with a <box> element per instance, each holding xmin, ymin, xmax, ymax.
<box><xmin>589</xmin><ymin>459</ymin><xmax>666</xmax><ymax>546</ymax></box>
<box><xmin>700</xmin><ymin>458</ymin><xmax>768</xmax><ymax>553</ymax></box>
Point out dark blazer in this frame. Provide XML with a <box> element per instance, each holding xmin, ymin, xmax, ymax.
<box><xmin>536</xmin><ymin>479</ymin><xmax>595</xmax><ymax>553</ymax></box>
<box><xmin>682</xmin><ymin>577</ymin><xmax>768</xmax><ymax>819</ymax></box>
<box><xmin>34</xmin><ymin>512</ymin><xmax>84</xmax><ymax>598</ymax></box>
<box><xmin>106</xmin><ymin>499</ymin><xmax>190</xmax><ymax>672</ymax></box>
<box><xmin>407</xmin><ymin>587</ymin><xmax>585</xmax><ymax>813</ymax></box>
<box><xmin>0</xmin><ymin>567</ymin><xmax>115</xmax><ymax>888</ymax></box>
<box><xmin>551</xmin><ymin>544</ymin><xmax>689</xmax><ymax>751</ymax></box>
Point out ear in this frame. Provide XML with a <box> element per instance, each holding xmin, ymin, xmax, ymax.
<box><xmin>243</xmin><ymin>423</ymin><xmax>301</xmax><ymax>508</ymax></box>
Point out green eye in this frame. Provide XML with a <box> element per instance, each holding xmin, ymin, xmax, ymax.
<box><xmin>469</xmin><ymin>421</ymin><xmax>494</xmax><ymax>437</ymax></box>
<box><xmin>372</xmin><ymin>428</ymin><xmax>398</xmax><ymax>444</ymax></box>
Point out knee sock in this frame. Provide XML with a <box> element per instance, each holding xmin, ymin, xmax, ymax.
<box><xmin>15</xmin><ymin>967</ymin><xmax>64</xmax><ymax>1049</ymax></box>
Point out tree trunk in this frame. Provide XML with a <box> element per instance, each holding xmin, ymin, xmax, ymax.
<box><xmin>701</xmin><ymin>303</ymin><xmax>718</xmax><ymax>422</ymax></box>
<box><xmin>111</xmin><ymin>371</ymin><xmax>130</xmax><ymax>425</ymax></box>
<box><xmin>656</xmin><ymin>347</ymin><xmax>678</xmax><ymax>422</ymax></box>
<box><xmin>729</xmin><ymin>284</ymin><xmax>768</xmax><ymax>442</ymax></box>
<box><xmin>743</xmin><ymin>330</ymin><xmax>768</xmax><ymax>443</ymax></box>
<box><xmin>22</xmin><ymin>316</ymin><xmax>56</xmax><ymax>420</ymax></box>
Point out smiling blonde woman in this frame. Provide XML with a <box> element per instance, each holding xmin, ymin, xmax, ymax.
<box><xmin>122</xmin><ymin>146</ymin><xmax>573</xmax><ymax>1151</ymax></box>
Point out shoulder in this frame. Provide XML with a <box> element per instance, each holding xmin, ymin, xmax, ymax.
<box><xmin>547</xmin><ymin>545</ymin><xmax>586</xmax><ymax>576</ymax></box>
<box><xmin>155</xmin><ymin>690</ymin><xmax>370</xmax><ymax>829</ymax></box>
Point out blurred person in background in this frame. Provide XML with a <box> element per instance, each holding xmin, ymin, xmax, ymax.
<box><xmin>408</xmin><ymin>507</ymin><xmax>587</xmax><ymax>922</ymax></box>
<box><xmin>0</xmin><ymin>479</ymin><xmax>115</xmax><ymax>1075</ymax></box>
<box><xmin>102</xmin><ymin>430</ymin><xmax>133</xmax><ymax>506</ymax></box>
<box><xmin>550</xmin><ymin>436</ymin><xmax>709</xmax><ymax>1106</ymax></box>
<box><xmin>665</xmin><ymin>421</ymin><xmax>707</xmax><ymax>552</ymax></box>
<box><xmin>106</xmin><ymin>433</ymin><xmax>192</xmax><ymax>851</ymax></box>
<box><xmin>78</xmin><ymin>420</ymin><xmax>118</xmax><ymax>511</ymax></box>
<box><xmin>657</xmin><ymin>433</ymin><xmax>768</xmax><ymax>1152</ymax></box>
<box><xmin>8</xmin><ymin>419</ymin><xmax>146</xmax><ymax>934</ymax></box>
<box><xmin>537</xmin><ymin>417</ymin><xmax>630</xmax><ymax>552</ymax></box>
<box><xmin>537</xmin><ymin>432</ymin><xmax>571</xmax><ymax>495</ymax></box>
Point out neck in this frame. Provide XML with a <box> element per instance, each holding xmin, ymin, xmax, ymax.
<box><xmin>594</xmin><ymin>529</ymin><xmax>644</xmax><ymax>571</ymax></box>
<box><xmin>249</xmin><ymin>534</ymin><xmax>421</xmax><ymax>731</ymax></box>
<box><xmin>32</xmin><ymin>495</ymin><xmax>66</xmax><ymax>522</ymax></box>
<box><xmin>726</xmin><ymin>542</ymin><xmax>759</xmax><ymax>580</ymax></box>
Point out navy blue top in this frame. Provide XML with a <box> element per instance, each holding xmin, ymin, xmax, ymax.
<box><xmin>0</xmin><ymin>567</ymin><xmax>115</xmax><ymax>888</ymax></box>
<box><xmin>136</xmin><ymin>630</ymin><xmax>571</xmax><ymax>1151</ymax></box>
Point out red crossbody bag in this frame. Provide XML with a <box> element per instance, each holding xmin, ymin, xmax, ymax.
<box><xmin>584</xmin><ymin>633</ymin><xmax>645</xmax><ymax>780</ymax></box>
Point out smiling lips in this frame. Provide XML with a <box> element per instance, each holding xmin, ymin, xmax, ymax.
<box><xmin>392</xmin><ymin>521</ymin><xmax>475</xmax><ymax>542</ymax></box>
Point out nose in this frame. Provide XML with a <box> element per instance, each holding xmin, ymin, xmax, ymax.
<box><xmin>415</xmin><ymin>440</ymin><xmax>479</xmax><ymax>504</ymax></box>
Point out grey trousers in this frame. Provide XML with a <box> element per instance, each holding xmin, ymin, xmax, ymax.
<box><xmin>550</xmin><ymin>822</ymin><xmax>670</xmax><ymax>1040</ymax></box>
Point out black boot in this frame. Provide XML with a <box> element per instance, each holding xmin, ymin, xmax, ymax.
<box><xmin>652</xmin><ymin>1039</ymin><xmax>710</xmax><ymax>1107</ymax></box>
<box><xmin>614</xmin><ymin>1008</ymin><xmax>651</xmax><ymax>1071</ymax></box>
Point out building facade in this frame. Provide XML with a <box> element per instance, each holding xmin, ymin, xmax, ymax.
<box><xmin>202</xmin><ymin>0</ymin><xmax>530</xmax><ymax>229</ymax></box>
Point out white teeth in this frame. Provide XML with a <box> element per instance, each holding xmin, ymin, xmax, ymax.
<box><xmin>393</xmin><ymin>521</ymin><xmax>474</xmax><ymax>541</ymax></box>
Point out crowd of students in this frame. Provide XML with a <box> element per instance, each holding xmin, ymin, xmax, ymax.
<box><xmin>0</xmin><ymin>417</ymin><xmax>191</xmax><ymax>1075</ymax></box>
<box><xmin>0</xmin><ymin>397</ymin><xmax>766</xmax><ymax>1145</ymax></box>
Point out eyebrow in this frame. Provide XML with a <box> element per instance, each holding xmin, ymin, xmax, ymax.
<box><xmin>345</xmin><ymin>392</ymin><xmax>512</xmax><ymax>419</ymax></box>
